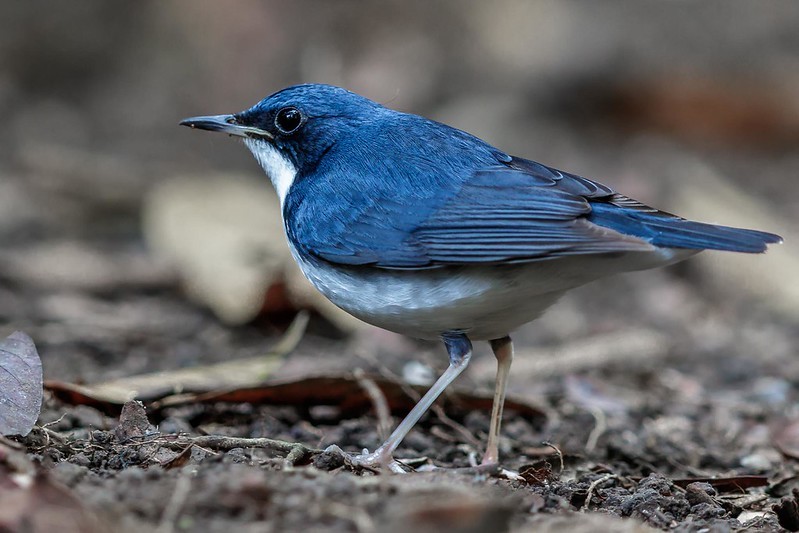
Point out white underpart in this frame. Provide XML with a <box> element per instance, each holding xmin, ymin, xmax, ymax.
<box><xmin>241</xmin><ymin>135</ymin><xmax>698</xmax><ymax>340</ymax></box>
<box><xmin>243</xmin><ymin>138</ymin><xmax>297</xmax><ymax>206</ymax></box>
<box><xmin>289</xmin><ymin>241</ymin><xmax>697</xmax><ymax>341</ymax></box>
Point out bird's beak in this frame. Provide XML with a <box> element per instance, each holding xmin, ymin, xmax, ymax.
<box><xmin>179</xmin><ymin>114</ymin><xmax>274</xmax><ymax>140</ymax></box>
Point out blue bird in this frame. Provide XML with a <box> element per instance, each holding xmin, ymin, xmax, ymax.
<box><xmin>181</xmin><ymin>84</ymin><xmax>781</xmax><ymax>472</ymax></box>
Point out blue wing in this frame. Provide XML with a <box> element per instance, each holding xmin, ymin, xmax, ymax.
<box><xmin>402</xmin><ymin>162</ymin><xmax>655</xmax><ymax>265</ymax></box>
<box><xmin>286</xmin><ymin>155</ymin><xmax>781</xmax><ymax>270</ymax></box>
<box><xmin>587</xmin><ymin>200</ymin><xmax>781</xmax><ymax>253</ymax></box>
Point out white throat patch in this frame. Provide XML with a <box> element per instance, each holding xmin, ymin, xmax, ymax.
<box><xmin>243</xmin><ymin>138</ymin><xmax>297</xmax><ymax>207</ymax></box>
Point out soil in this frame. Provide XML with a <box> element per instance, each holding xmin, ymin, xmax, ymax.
<box><xmin>2</xmin><ymin>173</ymin><xmax>797</xmax><ymax>531</ymax></box>
<box><xmin>2</xmin><ymin>3</ymin><xmax>798</xmax><ymax>531</ymax></box>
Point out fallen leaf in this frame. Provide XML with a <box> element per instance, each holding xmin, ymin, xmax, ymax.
<box><xmin>44</xmin><ymin>309</ymin><xmax>544</xmax><ymax>421</ymax></box>
<box><xmin>160</xmin><ymin>444</ymin><xmax>194</xmax><ymax>470</ymax></box>
<box><xmin>159</xmin><ymin>374</ymin><xmax>547</xmax><ymax>421</ymax></box>
<box><xmin>0</xmin><ymin>331</ymin><xmax>43</xmax><ymax>436</ymax></box>
<box><xmin>45</xmin><ymin>311</ymin><xmax>308</xmax><ymax>408</ymax></box>
<box><xmin>45</xmin><ymin>355</ymin><xmax>284</xmax><ymax>406</ymax></box>
<box><xmin>47</xmin><ymin>373</ymin><xmax>545</xmax><ymax>422</ymax></box>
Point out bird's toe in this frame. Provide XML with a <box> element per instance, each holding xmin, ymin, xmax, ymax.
<box><xmin>324</xmin><ymin>444</ymin><xmax>408</xmax><ymax>473</ymax></box>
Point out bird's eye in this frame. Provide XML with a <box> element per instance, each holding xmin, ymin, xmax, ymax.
<box><xmin>275</xmin><ymin>107</ymin><xmax>303</xmax><ymax>134</ymax></box>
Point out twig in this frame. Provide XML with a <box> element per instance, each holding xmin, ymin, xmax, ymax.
<box><xmin>42</xmin><ymin>427</ymin><xmax>69</xmax><ymax>444</ymax></box>
<box><xmin>357</xmin><ymin>350</ymin><xmax>481</xmax><ymax>449</ymax></box>
<box><xmin>41</xmin><ymin>412</ymin><xmax>68</xmax><ymax>429</ymax></box>
<box><xmin>585</xmin><ymin>406</ymin><xmax>607</xmax><ymax>453</ymax></box>
<box><xmin>542</xmin><ymin>441</ymin><xmax>564</xmax><ymax>474</ymax></box>
<box><xmin>353</xmin><ymin>368</ymin><xmax>392</xmax><ymax>440</ymax></box>
<box><xmin>162</xmin><ymin>435</ymin><xmax>320</xmax><ymax>465</ymax></box>
<box><xmin>430</xmin><ymin>405</ymin><xmax>482</xmax><ymax>449</ymax></box>
<box><xmin>268</xmin><ymin>310</ymin><xmax>310</xmax><ymax>356</ymax></box>
<box><xmin>23</xmin><ymin>426</ymin><xmax>71</xmax><ymax>454</ymax></box>
<box><xmin>284</xmin><ymin>444</ymin><xmax>309</xmax><ymax>466</ymax></box>
<box><xmin>583</xmin><ymin>474</ymin><xmax>616</xmax><ymax>512</ymax></box>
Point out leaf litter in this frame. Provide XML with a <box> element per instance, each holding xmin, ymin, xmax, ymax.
<box><xmin>0</xmin><ymin>331</ymin><xmax>43</xmax><ymax>437</ymax></box>
<box><xmin>5</xmin><ymin>139</ymin><xmax>798</xmax><ymax>533</ymax></box>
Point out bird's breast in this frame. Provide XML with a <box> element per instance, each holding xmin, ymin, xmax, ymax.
<box><xmin>286</xmin><ymin>243</ymin><xmax>683</xmax><ymax>341</ymax></box>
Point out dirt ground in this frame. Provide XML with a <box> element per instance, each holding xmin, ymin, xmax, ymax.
<box><xmin>2</xmin><ymin>2</ymin><xmax>799</xmax><ymax>532</ymax></box>
<box><xmin>3</xmin><ymin>230</ymin><xmax>798</xmax><ymax>532</ymax></box>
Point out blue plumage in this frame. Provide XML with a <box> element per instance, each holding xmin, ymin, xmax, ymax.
<box><xmin>285</xmin><ymin>139</ymin><xmax>780</xmax><ymax>267</ymax></box>
<box><xmin>587</xmin><ymin>202</ymin><xmax>780</xmax><ymax>253</ymax></box>
<box><xmin>181</xmin><ymin>83</ymin><xmax>782</xmax><ymax>470</ymax></box>
<box><xmin>231</xmin><ymin>84</ymin><xmax>780</xmax><ymax>268</ymax></box>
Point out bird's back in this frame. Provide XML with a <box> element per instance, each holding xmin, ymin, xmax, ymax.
<box><xmin>284</xmin><ymin>109</ymin><xmax>780</xmax><ymax>271</ymax></box>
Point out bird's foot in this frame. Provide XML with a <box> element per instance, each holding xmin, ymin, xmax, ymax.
<box><xmin>324</xmin><ymin>444</ymin><xmax>408</xmax><ymax>473</ymax></box>
<box><xmin>480</xmin><ymin>451</ymin><xmax>499</xmax><ymax>468</ymax></box>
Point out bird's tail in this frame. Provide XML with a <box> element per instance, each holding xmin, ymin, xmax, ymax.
<box><xmin>588</xmin><ymin>202</ymin><xmax>782</xmax><ymax>253</ymax></box>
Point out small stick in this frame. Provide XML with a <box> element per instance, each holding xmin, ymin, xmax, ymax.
<box><xmin>585</xmin><ymin>406</ymin><xmax>607</xmax><ymax>453</ymax></box>
<box><xmin>354</xmin><ymin>368</ymin><xmax>392</xmax><ymax>441</ymax></box>
<box><xmin>542</xmin><ymin>441</ymin><xmax>564</xmax><ymax>474</ymax></box>
<box><xmin>583</xmin><ymin>474</ymin><xmax>616</xmax><ymax>512</ymax></box>
<box><xmin>162</xmin><ymin>435</ymin><xmax>320</xmax><ymax>465</ymax></box>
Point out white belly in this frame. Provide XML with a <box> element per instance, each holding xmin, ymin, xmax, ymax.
<box><xmin>290</xmin><ymin>244</ymin><xmax>696</xmax><ymax>341</ymax></box>
<box><xmin>245</xmin><ymin>127</ymin><xmax>698</xmax><ymax>339</ymax></box>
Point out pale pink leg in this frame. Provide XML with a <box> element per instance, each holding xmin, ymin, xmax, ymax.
<box><xmin>481</xmin><ymin>336</ymin><xmax>513</xmax><ymax>465</ymax></box>
<box><xmin>327</xmin><ymin>334</ymin><xmax>472</xmax><ymax>472</ymax></box>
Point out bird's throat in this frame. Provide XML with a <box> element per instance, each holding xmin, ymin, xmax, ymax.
<box><xmin>243</xmin><ymin>138</ymin><xmax>297</xmax><ymax>207</ymax></box>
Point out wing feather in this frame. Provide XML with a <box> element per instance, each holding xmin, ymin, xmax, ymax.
<box><xmin>290</xmin><ymin>160</ymin><xmax>654</xmax><ymax>269</ymax></box>
<box><xmin>286</xmin><ymin>149</ymin><xmax>779</xmax><ymax>268</ymax></box>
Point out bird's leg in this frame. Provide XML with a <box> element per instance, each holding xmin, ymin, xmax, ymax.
<box><xmin>326</xmin><ymin>333</ymin><xmax>472</xmax><ymax>472</ymax></box>
<box><xmin>482</xmin><ymin>336</ymin><xmax>513</xmax><ymax>466</ymax></box>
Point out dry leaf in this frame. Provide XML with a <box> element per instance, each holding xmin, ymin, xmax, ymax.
<box><xmin>0</xmin><ymin>332</ymin><xmax>43</xmax><ymax>436</ymax></box>
<box><xmin>47</xmin><ymin>372</ymin><xmax>546</xmax><ymax>423</ymax></box>
<box><xmin>44</xmin><ymin>311</ymin><xmax>309</xmax><ymax>407</ymax></box>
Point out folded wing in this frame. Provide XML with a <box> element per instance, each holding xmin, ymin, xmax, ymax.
<box><xmin>293</xmin><ymin>157</ymin><xmax>780</xmax><ymax>269</ymax></box>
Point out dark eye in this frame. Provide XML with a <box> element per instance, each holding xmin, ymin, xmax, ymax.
<box><xmin>274</xmin><ymin>107</ymin><xmax>303</xmax><ymax>134</ymax></box>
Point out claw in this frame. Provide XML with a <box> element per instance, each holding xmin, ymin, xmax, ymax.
<box><xmin>324</xmin><ymin>444</ymin><xmax>408</xmax><ymax>473</ymax></box>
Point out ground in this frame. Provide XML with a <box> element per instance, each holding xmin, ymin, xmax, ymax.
<box><xmin>1</xmin><ymin>3</ymin><xmax>798</xmax><ymax>531</ymax></box>
<box><xmin>1</xmin><ymin>179</ymin><xmax>797</xmax><ymax>531</ymax></box>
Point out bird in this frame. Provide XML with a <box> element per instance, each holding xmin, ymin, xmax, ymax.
<box><xmin>181</xmin><ymin>83</ymin><xmax>782</xmax><ymax>472</ymax></box>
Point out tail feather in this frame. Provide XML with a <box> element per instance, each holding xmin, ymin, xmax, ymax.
<box><xmin>588</xmin><ymin>202</ymin><xmax>782</xmax><ymax>253</ymax></box>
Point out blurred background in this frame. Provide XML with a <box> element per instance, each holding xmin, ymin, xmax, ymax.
<box><xmin>0</xmin><ymin>0</ymin><xmax>796</xmax><ymax>386</ymax></box>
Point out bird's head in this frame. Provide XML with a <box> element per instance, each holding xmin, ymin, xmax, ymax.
<box><xmin>181</xmin><ymin>84</ymin><xmax>386</xmax><ymax>203</ymax></box>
